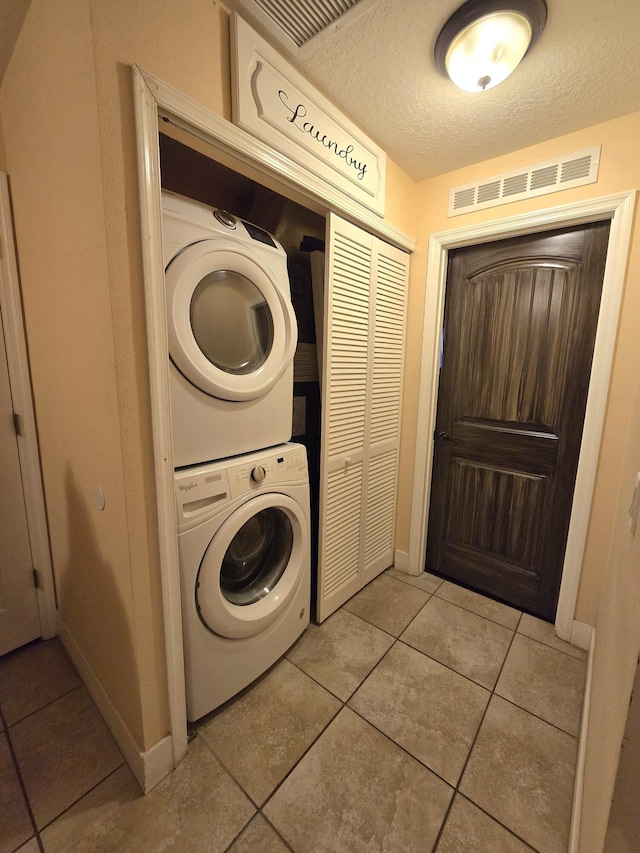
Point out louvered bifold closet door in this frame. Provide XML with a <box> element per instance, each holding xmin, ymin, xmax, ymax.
<box><xmin>316</xmin><ymin>214</ymin><xmax>409</xmax><ymax>623</ymax></box>
<box><xmin>362</xmin><ymin>243</ymin><xmax>408</xmax><ymax>581</ymax></box>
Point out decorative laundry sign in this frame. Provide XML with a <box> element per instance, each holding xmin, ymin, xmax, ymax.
<box><xmin>231</xmin><ymin>15</ymin><xmax>386</xmax><ymax>216</ymax></box>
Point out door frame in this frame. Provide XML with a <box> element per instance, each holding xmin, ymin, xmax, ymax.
<box><xmin>0</xmin><ymin>172</ymin><xmax>56</xmax><ymax>640</ymax></box>
<box><xmin>133</xmin><ymin>66</ymin><xmax>415</xmax><ymax>768</ymax></box>
<box><xmin>408</xmin><ymin>190</ymin><xmax>636</xmax><ymax>642</ymax></box>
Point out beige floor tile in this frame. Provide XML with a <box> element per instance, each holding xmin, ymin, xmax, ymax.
<box><xmin>11</xmin><ymin>686</ymin><xmax>124</xmax><ymax>829</ymax></box>
<box><xmin>386</xmin><ymin>567</ymin><xmax>443</xmax><ymax>594</ymax></box>
<box><xmin>349</xmin><ymin>641</ymin><xmax>489</xmax><ymax>785</ymax></box>
<box><xmin>264</xmin><ymin>707</ymin><xmax>453</xmax><ymax>852</ymax></box>
<box><xmin>343</xmin><ymin>574</ymin><xmax>430</xmax><ymax>636</ymax></box>
<box><xmin>435</xmin><ymin>581</ymin><xmax>522</xmax><ymax>630</ymax></box>
<box><xmin>0</xmin><ymin>639</ymin><xmax>81</xmax><ymax>725</ymax></box>
<box><xmin>518</xmin><ymin>613</ymin><xmax>587</xmax><ymax>660</ymax></box>
<box><xmin>40</xmin><ymin>739</ymin><xmax>255</xmax><ymax>852</ymax></box>
<box><xmin>459</xmin><ymin>695</ymin><xmax>578</xmax><ymax>853</ymax></box>
<box><xmin>496</xmin><ymin>633</ymin><xmax>587</xmax><ymax>735</ymax></box>
<box><xmin>437</xmin><ymin>794</ymin><xmax>535</xmax><ymax>852</ymax></box>
<box><xmin>0</xmin><ymin>732</ymin><xmax>33</xmax><ymax>853</ymax></box>
<box><xmin>227</xmin><ymin>814</ymin><xmax>290</xmax><ymax>852</ymax></box>
<box><xmin>401</xmin><ymin>596</ymin><xmax>514</xmax><ymax>689</ymax></box>
<box><xmin>198</xmin><ymin>659</ymin><xmax>340</xmax><ymax>805</ymax></box>
<box><xmin>286</xmin><ymin>608</ymin><xmax>394</xmax><ymax>700</ymax></box>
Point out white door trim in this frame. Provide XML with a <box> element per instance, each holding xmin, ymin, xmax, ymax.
<box><xmin>408</xmin><ymin>190</ymin><xmax>636</xmax><ymax>640</ymax></box>
<box><xmin>0</xmin><ymin>172</ymin><xmax>56</xmax><ymax>638</ymax></box>
<box><xmin>132</xmin><ymin>65</ymin><xmax>414</xmax><ymax>768</ymax></box>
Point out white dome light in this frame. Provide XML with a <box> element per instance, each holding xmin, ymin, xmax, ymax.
<box><xmin>435</xmin><ymin>0</ymin><xmax>547</xmax><ymax>93</ymax></box>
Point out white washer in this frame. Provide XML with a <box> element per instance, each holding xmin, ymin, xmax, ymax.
<box><xmin>175</xmin><ymin>443</ymin><xmax>310</xmax><ymax>721</ymax></box>
<box><xmin>162</xmin><ymin>191</ymin><xmax>298</xmax><ymax>467</ymax></box>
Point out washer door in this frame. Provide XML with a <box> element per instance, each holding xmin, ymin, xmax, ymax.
<box><xmin>196</xmin><ymin>493</ymin><xmax>307</xmax><ymax>639</ymax></box>
<box><xmin>165</xmin><ymin>240</ymin><xmax>297</xmax><ymax>402</ymax></box>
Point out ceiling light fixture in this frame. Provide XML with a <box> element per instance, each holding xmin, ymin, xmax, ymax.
<box><xmin>434</xmin><ymin>0</ymin><xmax>547</xmax><ymax>93</ymax></box>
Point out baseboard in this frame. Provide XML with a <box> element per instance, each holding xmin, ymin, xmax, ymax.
<box><xmin>570</xmin><ymin>619</ymin><xmax>593</xmax><ymax>651</ymax></box>
<box><xmin>569</xmin><ymin>624</ymin><xmax>595</xmax><ymax>852</ymax></box>
<box><xmin>393</xmin><ymin>548</ymin><xmax>421</xmax><ymax>576</ymax></box>
<box><xmin>57</xmin><ymin>616</ymin><xmax>174</xmax><ymax>794</ymax></box>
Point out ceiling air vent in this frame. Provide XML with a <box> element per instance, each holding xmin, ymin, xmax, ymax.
<box><xmin>250</xmin><ymin>0</ymin><xmax>361</xmax><ymax>47</ymax></box>
<box><xmin>448</xmin><ymin>146</ymin><xmax>601</xmax><ymax>217</ymax></box>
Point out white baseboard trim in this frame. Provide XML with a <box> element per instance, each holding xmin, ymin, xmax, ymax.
<box><xmin>57</xmin><ymin>617</ymin><xmax>174</xmax><ymax>794</ymax></box>
<box><xmin>570</xmin><ymin>619</ymin><xmax>594</xmax><ymax>651</ymax></box>
<box><xmin>393</xmin><ymin>548</ymin><xmax>420</xmax><ymax>575</ymax></box>
<box><xmin>569</xmin><ymin>624</ymin><xmax>595</xmax><ymax>853</ymax></box>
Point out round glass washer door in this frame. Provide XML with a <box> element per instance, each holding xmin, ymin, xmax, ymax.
<box><xmin>165</xmin><ymin>241</ymin><xmax>297</xmax><ymax>402</ymax></box>
<box><xmin>196</xmin><ymin>493</ymin><xmax>307</xmax><ymax>639</ymax></box>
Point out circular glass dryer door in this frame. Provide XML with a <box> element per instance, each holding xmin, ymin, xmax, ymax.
<box><xmin>165</xmin><ymin>241</ymin><xmax>297</xmax><ymax>401</ymax></box>
<box><xmin>196</xmin><ymin>493</ymin><xmax>307</xmax><ymax>639</ymax></box>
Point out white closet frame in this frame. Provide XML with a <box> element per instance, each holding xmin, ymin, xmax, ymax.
<box><xmin>132</xmin><ymin>66</ymin><xmax>414</xmax><ymax>773</ymax></box>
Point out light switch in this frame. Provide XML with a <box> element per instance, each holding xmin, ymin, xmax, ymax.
<box><xmin>629</xmin><ymin>472</ymin><xmax>640</xmax><ymax>536</ymax></box>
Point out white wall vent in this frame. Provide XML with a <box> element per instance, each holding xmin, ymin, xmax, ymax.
<box><xmin>448</xmin><ymin>146</ymin><xmax>601</xmax><ymax>217</ymax></box>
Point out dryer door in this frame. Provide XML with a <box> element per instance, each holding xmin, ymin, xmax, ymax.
<box><xmin>165</xmin><ymin>240</ymin><xmax>297</xmax><ymax>402</ymax></box>
<box><xmin>196</xmin><ymin>493</ymin><xmax>307</xmax><ymax>639</ymax></box>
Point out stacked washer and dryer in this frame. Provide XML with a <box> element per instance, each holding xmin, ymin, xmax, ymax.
<box><xmin>162</xmin><ymin>191</ymin><xmax>311</xmax><ymax>722</ymax></box>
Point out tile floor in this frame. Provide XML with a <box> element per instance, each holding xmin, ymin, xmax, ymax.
<box><xmin>1</xmin><ymin>569</ymin><xmax>589</xmax><ymax>852</ymax></box>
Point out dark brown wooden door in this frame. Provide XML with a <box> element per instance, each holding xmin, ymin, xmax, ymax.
<box><xmin>426</xmin><ymin>221</ymin><xmax>610</xmax><ymax>621</ymax></box>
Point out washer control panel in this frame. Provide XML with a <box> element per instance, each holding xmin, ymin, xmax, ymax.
<box><xmin>228</xmin><ymin>444</ymin><xmax>307</xmax><ymax>498</ymax></box>
<box><xmin>174</xmin><ymin>444</ymin><xmax>308</xmax><ymax>530</ymax></box>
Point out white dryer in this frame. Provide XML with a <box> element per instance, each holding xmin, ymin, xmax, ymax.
<box><xmin>175</xmin><ymin>443</ymin><xmax>310</xmax><ymax>722</ymax></box>
<box><xmin>162</xmin><ymin>191</ymin><xmax>298</xmax><ymax>467</ymax></box>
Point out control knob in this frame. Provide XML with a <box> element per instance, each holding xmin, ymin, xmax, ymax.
<box><xmin>251</xmin><ymin>465</ymin><xmax>267</xmax><ymax>483</ymax></box>
<box><xmin>214</xmin><ymin>209</ymin><xmax>237</xmax><ymax>229</ymax></box>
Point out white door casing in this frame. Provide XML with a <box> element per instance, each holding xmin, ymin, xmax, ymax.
<box><xmin>0</xmin><ymin>304</ymin><xmax>40</xmax><ymax>654</ymax></box>
<box><xmin>0</xmin><ymin>172</ymin><xmax>56</xmax><ymax>653</ymax></box>
<box><xmin>407</xmin><ymin>190</ymin><xmax>636</xmax><ymax>642</ymax></box>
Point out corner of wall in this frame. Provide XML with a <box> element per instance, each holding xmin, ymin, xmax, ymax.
<box><xmin>57</xmin><ymin>615</ymin><xmax>175</xmax><ymax>794</ymax></box>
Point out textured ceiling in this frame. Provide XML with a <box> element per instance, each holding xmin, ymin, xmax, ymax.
<box><xmin>228</xmin><ymin>0</ymin><xmax>640</xmax><ymax>181</ymax></box>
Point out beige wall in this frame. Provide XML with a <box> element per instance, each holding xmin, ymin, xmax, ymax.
<box><xmin>0</xmin><ymin>0</ymin><xmax>243</xmax><ymax>751</ymax></box>
<box><xmin>397</xmin><ymin>112</ymin><xmax>640</xmax><ymax>628</ymax></box>
<box><xmin>0</xmin><ymin>0</ymin><xmax>417</xmax><ymax>754</ymax></box>
<box><xmin>580</xmin><ymin>372</ymin><xmax>640</xmax><ymax>849</ymax></box>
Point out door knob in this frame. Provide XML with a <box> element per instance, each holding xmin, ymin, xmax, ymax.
<box><xmin>437</xmin><ymin>431</ymin><xmax>451</xmax><ymax>441</ymax></box>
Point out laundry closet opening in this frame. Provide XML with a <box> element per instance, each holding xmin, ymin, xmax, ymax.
<box><xmin>158</xmin><ymin>124</ymin><xmax>326</xmax><ymax>606</ymax></box>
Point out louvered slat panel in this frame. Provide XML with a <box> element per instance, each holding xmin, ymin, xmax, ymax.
<box><xmin>370</xmin><ymin>247</ymin><xmax>407</xmax><ymax>447</ymax></box>
<box><xmin>364</xmin><ymin>450</ymin><xmax>398</xmax><ymax>569</ymax></box>
<box><xmin>327</xmin><ymin>227</ymin><xmax>371</xmax><ymax>460</ymax></box>
<box><xmin>322</xmin><ymin>462</ymin><xmax>362</xmax><ymax>597</ymax></box>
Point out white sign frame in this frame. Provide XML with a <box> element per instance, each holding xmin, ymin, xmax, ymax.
<box><xmin>231</xmin><ymin>14</ymin><xmax>386</xmax><ymax>216</ymax></box>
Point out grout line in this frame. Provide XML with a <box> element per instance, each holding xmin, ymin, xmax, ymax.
<box><xmin>5</xmin><ymin>683</ymin><xmax>85</xmax><ymax>729</ymax></box>
<box><xmin>515</xmin><ymin>627</ymin><xmax>589</xmax><ymax>662</ymax></box>
<box><xmin>430</xmin><ymin>616</ymin><xmax>528</xmax><ymax>851</ymax></box>
<box><xmin>1</xmin><ymin>708</ymin><xmax>44</xmax><ymax>851</ymax></box>
<box><xmin>35</xmin><ymin>763</ymin><xmax>127</xmax><ymax>836</ymax></box>
<box><xmin>449</xmin><ymin>620</ymin><xmax>520</xmax><ymax>792</ymax></box>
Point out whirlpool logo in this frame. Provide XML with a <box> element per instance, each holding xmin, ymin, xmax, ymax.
<box><xmin>177</xmin><ymin>481</ymin><xmax>198</xmax><ymax>493</ymax></box>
